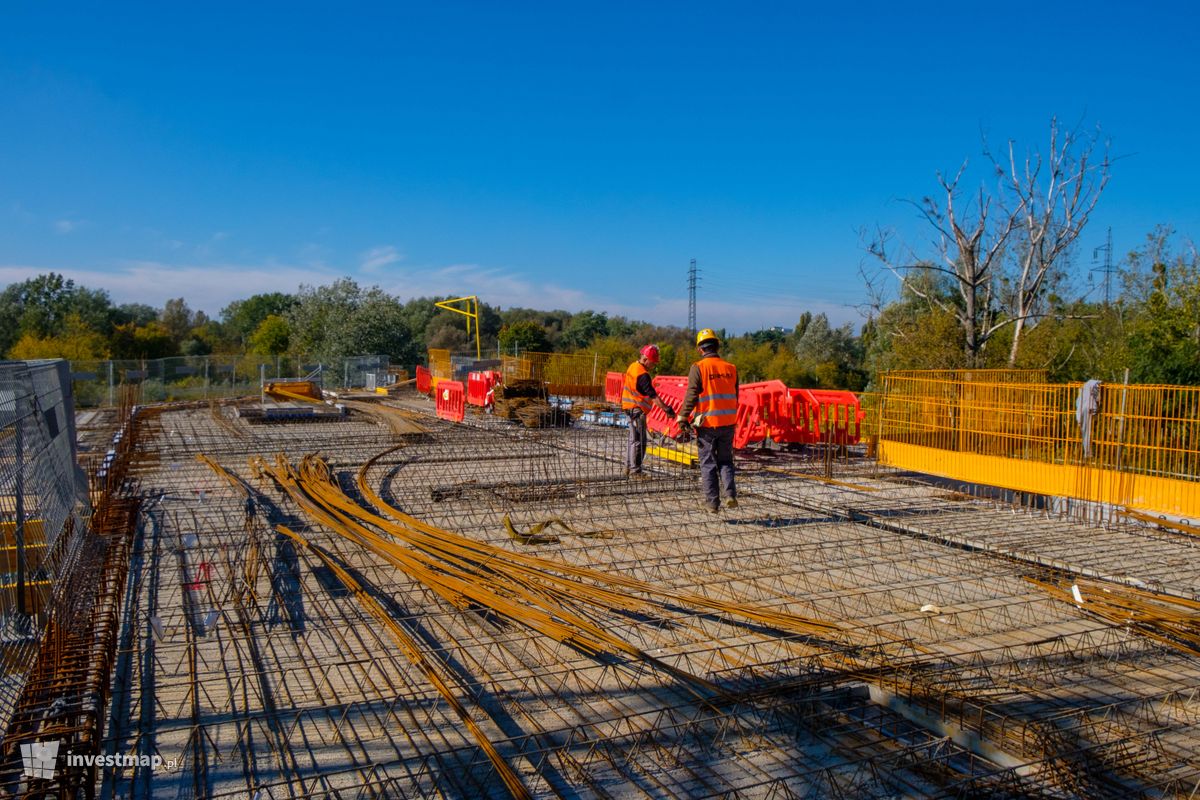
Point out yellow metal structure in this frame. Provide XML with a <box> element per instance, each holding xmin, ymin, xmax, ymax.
<box><xmin>647</xmin><ymin>442</ymin><xmax>698</xmax><ymax>467</ymax></box>
<box><xmin>876</xmin><ymin>373</ymin><xmax>1200</xmax><ymax>519</ymax></box>
<box><xmin>262</xmin><ymin>381</ymin><xmax>323</xmax><ymax>404</ymax></box>
<box><xmin>433</xmin><ymin>295</ymin><xmax>482</xmax><ymax>359</ymax></box>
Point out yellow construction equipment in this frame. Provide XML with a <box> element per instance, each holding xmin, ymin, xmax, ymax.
<box><xmin>433</xmin><ymin>295</ymin><xmax>482</xmax><ymax>359</ymax></box>
<box><xmin>262</xmin><ymin>381</ymin><xmax>323</xmax><ymax>404</ymax></box>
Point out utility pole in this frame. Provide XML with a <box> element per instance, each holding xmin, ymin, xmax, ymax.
<box><xmin>1092</xmin><ymin>227</ymin><xmax>1115</xmax><ymax>306</ymax></box>
<box><xmin>687</xmin><ymin>259</ymin><xmax>698</xmax><ymax>338</ymax></box>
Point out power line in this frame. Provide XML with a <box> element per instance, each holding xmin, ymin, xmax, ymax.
<box><xmin>687</xmin><ymin>259</ymin><xmax>698</xmax><ymax>337</ymax></box>
<box><xmin>1091</xmin><ymin>227</ymin><xmax>1116</xmax><ymax>306</ymax></box>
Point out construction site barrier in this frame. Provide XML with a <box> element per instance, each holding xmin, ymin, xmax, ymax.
<box><xmin>416</xmin><ymin>365</ymin><xmax>431</xmax><ymax>395</ymax></box>
<box><xmin>605</xmin><ymin>371</ymin><xmax>624</xmax><ymax>404</ymax></box>
<box><xmin>789</xmin><ymin>389</ymin><xmax>864</xmax><ymax>446</ymax></box>
<box><xmin>733</xmin><ymin>380</ymin><xmax>788</xmax><ymax>448</ymax></box>
<box><xmin>500</xmin><ymin>351</ymin><xmax>608</xmax><ymax>397</ymax></box>
<box><xmin>435</xmin><ymin>380</ymin><xmax>465</xmax><ymax>422</ymax></box>
<box><xmin>646</xmin><ymin>376</ymin><xmax>863</xmax><ymax>449</ymax></box>
<box><xmin>876</xmin><ymin>373</ymin><xmax>1200</xmax><ymax>519</ymax></box>
<box><xmin>427</xmin><ymin>349</ymin><xmax>453</xmax><ymax>380</ymax></box>
<box><xmin>467</xmin><ymin>371</ymin><xmax>501</xmax><ymax>406</ymax></box>
<box><xmin>648</xmin><ymin>376</ymin><xmax>690</xmax><ymax>438</ymax></box>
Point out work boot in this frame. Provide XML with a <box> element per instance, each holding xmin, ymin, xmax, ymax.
<box><xmin>703</xmin><ymin>500</ymin><xmax>719</xmax><ymax>514</ymax></box>
<box><xmin>724</xmin><ymin>497</ymin><xmax>738</xmax><ymax>509</ymax></box>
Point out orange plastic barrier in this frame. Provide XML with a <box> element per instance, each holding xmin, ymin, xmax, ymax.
<box><xmin>605</xmin><ymin>371</ymin><xmax>624</xmax><ymax>404</ymax></box>
<box><xmin>416</xmin><ymin>365</ymin><xmax>431</xmax><ymax>395</ymax></box>
<box><xmin>734</xmin><ymin>380</ymin><xmax>788</xmax><ymax>448</ymax></box>
<box><xmin>647</xmin><ymin>375</ymin><xmax>689</xmax><ymax>438</ymax></box>
<box><xmin>790</xmin><ymin>389</ymin><xmax>863</xmax><ymax>445</ymax></box>
<box><xmin>641</xmin><ymin>375</ymin><xmax>862</xmax><ymax>448</ymax></box>
<box><xmin>436</xmin><ymin>380</ymin><xmax>465</xmax><ymax>422</ymax></box>
<box><xmin>467</xmin><ymin>370</ymin><xmax>502</xmax><ymax>407</ymax></box>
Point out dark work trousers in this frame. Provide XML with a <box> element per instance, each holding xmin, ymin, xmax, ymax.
<box><xmin>696</xmin><ymin>425</ymin><xmax>736</xmax><ymax>504</ymax></box>
<box><xmin>626</xmin><ymin>410</ymin><xmax>648</xmax><ymax>473</ymax></box>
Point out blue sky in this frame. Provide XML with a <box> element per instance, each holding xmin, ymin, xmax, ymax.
<box><xmin>2</xmin><ymin>2</ymin><xmax>1197</xmax><ymax>332</ymax></box>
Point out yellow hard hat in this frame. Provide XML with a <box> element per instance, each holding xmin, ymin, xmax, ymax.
<box><xmin>695</xmin><ymin>328</ymin><xmax>719</xmax><ymax>347</ymax></box>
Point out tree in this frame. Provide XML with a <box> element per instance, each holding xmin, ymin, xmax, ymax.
<box><xmin>865</xmin><ymin>118</ymin><xmax>1110</xmax><ymax>368</ymax></box>
<box><xmin>792</xmin><ymin>313</ymin><xmax>866</xmax><ymax>389</ymax></box>
<box><xmin>248</xmin><ymin>314</ymin><xmax>290</xmax><ymax>355</ymax></box>
<box><xmin>114</xmin><ymin>303</ymin><xmax>159</xmax><ymax>327</ymax></box>
<box><xmin>285</xmin><ymin>278</ymin><xmax>416</xmax><ymax>361</ymax></box>
<box><xmin>160</xmin><ymin>298</ymin><xmax>198</xmax><ymax>344</ymax></box>
<box><xmin>7</xmin><ymin>313</ymin><xmax>110</xmax><ymax>360</ymax></box>
<box><xmin>560</xmin><ymin>311</ymin><xmax>610</xmax><ymax>351</ymax></box>
<box><xmin>0</xmin><ymin>273</ymin><xmax>115</xmax><ymax>354</ymax></box>
<box><xmin>1124</xmin><ymin>228</ymin><xmax>1200</xmax><ymax>384</ymax></box>
<box><xmin>992</xmin><ymin>118</ymin><xmax>1110</xmax><ymax>365</ymax></box>
<box><xmin>498</xmin><ymin>321</ymin><xmax>550</xmax><ymax>353</ymax></box>
<box><xmin>866</xmin><ymin>165</ymin><xmax>1016</xmax><ymax>366</ymax></box>
<box><xmin>221</xmin><ymin>292</ymin><xmax>296</xmax><ymax>347</ymax></box>
<box><xmin>110</xmin><ymin>322</ymin><xmax>177</xmax><ymax>359</ymax></box>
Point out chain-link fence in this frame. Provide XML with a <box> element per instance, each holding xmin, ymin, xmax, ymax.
<box><xmin>0</xmin><ymin>360</ymin><xmax>91</xmax><ymax>732</ymax></box>
<box><xmin>67</xmin><ymin>354</ymin><xmax>393</xmax><ymax>407</ymax></box>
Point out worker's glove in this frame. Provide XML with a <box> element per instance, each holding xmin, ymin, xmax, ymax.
<box><xmin>674</xmin><ymin>414</ymin><xmax>688</xmax><ymax>427</ymax></box>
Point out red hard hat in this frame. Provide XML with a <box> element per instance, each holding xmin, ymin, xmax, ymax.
<box><xmin>640</xmin><ymin>344</ymin><xmax>660</xmax><ymax>364</ymax></box>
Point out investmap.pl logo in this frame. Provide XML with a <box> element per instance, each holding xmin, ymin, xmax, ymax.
<box><xmin>21</xmin><ymin>741</ymin><xmax>176</xmax><ymax>779</ymax></box>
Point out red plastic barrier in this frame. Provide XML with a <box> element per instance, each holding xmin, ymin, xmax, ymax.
<box><xmin>436</xmin><ymin>380</ymin><xmax>465</xmax><ymax>422</ymax></box>
<box><xmin>416</xmin><ymin>365</ymin><xmax>431</xmax><ymax>395</ymax></box>
<box><xmin>605</xmin><ymin>371</ymin><xmax>625</xmax><ymax>404</ymax></box>
<box><xmin>467</xmin><ymin>370</ymin><xmax>502</xmax><ymax>407</ymax></box>
<box><xmin>790</xmin><ymin>389</ymin><xmax>864</xmax><ymax>445</ymax></box>
<box><xmin>647</xmin><ymin>375</ymin><xmax>689</xmax><ymax>438</ymax></box>
<box><xmin>733</xmin><ymin>380</ymin><xmax>789</xmax><ymax>448</ymax></box>
<box><xmin>638</xmin><ymin>373</ymin><xmax>863</xmax><ymax>449</ymax></box>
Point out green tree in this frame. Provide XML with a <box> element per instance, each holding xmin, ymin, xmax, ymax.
<box><xmin>221</xmin><ymin>292</ymin><xmax>296</xmax><ymax>348</ymax></box>
<box><xmin>793</xmin><ymin>314</ymin><xmax>866</xmax><ymax>389</ymax></box>
<box><xmin>114</xmin><ymin>302</ymin><xmax>159</xmax><ymax>327</ymax></box>
<box><xmin>0</xmin><ymin>273</ymin><xmax>116</xmax><ymax>354</ymax></box>
<box><xmin>248</xmin><ymin>314</ymin><xmax>291</xmax><ymax>355</ymax></box>
<box><xmin>159</xmin><ymin>297</ymin><xmax>200</xmax><ymax>345</ymax></box>
<box><xmin>285</xmin><ymin>278</ymin><xmax>416</xmax><ymax>361</ymax></box>
<box><xmin>1124</xmin><ymin>229</ymin><xmax>1200</xmax><ymax>384</ymax></box>
<box><xmin>498</xmin><ymin>321</ymin><xmax>551</xmax><ymax>353</ymax></box>
<box><xmin>110</xmin><ymin>321</ymin><xmax>177</xmax><ymax>359</ymax></box>
<box><xmin>560</xmin><ymin>311</ymin><xmax>610</xmax><ymax>351</ymax></box>
<box><xmin>7</xmin><ymin>313</ymin><xmax>110</xmax><ymax>360</ymax></box>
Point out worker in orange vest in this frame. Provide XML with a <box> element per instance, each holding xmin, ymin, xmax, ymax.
<box><xmin>622</xmin><ymin>344</ymin><xmax>675</xmax><ymax>476</ymax></box>
<box><xmin>676</xmin><ymin>328</ymin><xmax>739</xmax><ymax>512</ymax></box>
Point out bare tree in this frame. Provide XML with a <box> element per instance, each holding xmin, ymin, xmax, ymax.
<box><xmin>866</xmin><ymin>163</ymin><xmax>1018</xmax><ymax>366</ymax></box>
<box><xmin>991</xmin><ymin>117</ymin><xmax>1110</xmax><ymax>366</ymax></box>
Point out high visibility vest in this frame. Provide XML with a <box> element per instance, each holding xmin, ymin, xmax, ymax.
<box><xmin>622</xmin><ymin>362</ymin><xmax>652</xmax><ymax>412</ymax></box>
<box><xmin>695</xmin><ymin>357</ymin><xmax>738</xmax><ymax>427</ymax></box>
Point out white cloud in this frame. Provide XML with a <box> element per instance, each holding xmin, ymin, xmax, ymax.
<box><xmin>380</xmin><ymin>262</ymin><xmax>590</xmax><ymax>310</ymax></box>
<box><xmin>54</xmin><ymin>219</ymin><xmax>80</xmax><ymax>234</ymax></box>
<box><xmin>0</xmin><ymin>262</ymin><xmax>339</xmax><ymax>316</ymax></box>
<box><xmin>360</xmin><ymin>245</ymin><xmax>403</xmax><ymax>273</ymax></box>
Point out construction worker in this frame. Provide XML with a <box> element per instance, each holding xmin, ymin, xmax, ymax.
<box><xmin>622</xmin><ymin>345</ymin><xmax>675</xmax><ymax>476</ymax></box>
<box><xmin>676</xmin><ymin>329</ymin><xmax>738</xmax><ymax>512</ymax></box>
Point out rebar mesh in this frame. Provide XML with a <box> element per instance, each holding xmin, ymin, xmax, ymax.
<box><xmin>87</xmin><ymin>387</ymin><xmax>1200</xmax><ymax>798</ymax></box>
<box><xmin>0</xmin><ymin>360</ymin><xmax>92</xmax><ymax>734</ymax></box>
